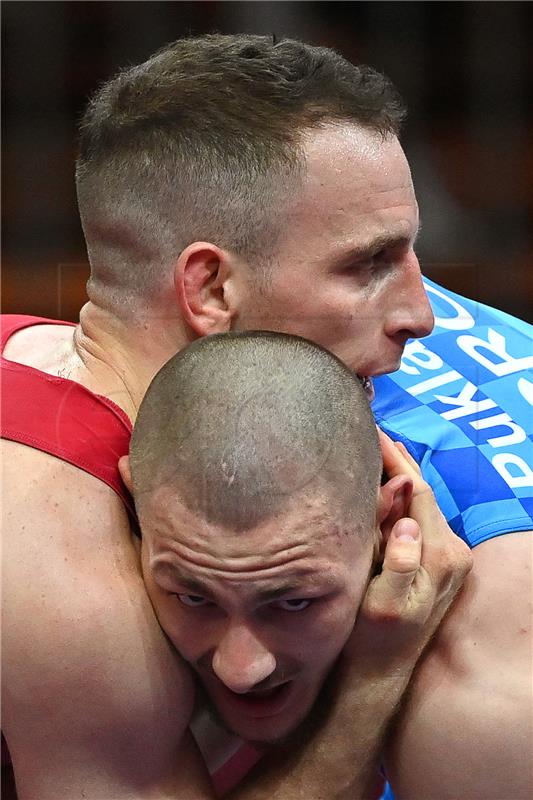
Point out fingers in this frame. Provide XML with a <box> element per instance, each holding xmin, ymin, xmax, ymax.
<box><xmin>378</xmin><ymin>429</ymin><xmax>425</xmax><ymax>493</ymax></box>
<box><xmin>393</xmin><ymin>441</ymin><xmax>422</xmax><ymax>475</ymax></box>
<box><xmin>378</xmin><ymin>431</ymin><xmax>448</xmax><ymax>548</ymax></box>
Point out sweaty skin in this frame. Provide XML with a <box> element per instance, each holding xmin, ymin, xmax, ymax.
<box><xmin>385</xmin><ymin>532</ymin><xmax>533</xmax><ymax>800</ymax></box>
<box><xmin>2</xmin><ymin>122</ymin><xmax>466</xmax><ymax>800</ymax></box>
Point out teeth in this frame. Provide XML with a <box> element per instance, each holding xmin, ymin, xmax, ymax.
<box><xmin>357</xmin><ymin>375</ymin><xmax>375</xmax><ymax>400</ymax></box>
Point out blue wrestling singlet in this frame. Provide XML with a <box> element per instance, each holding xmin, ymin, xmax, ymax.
<box><xmin>373</xmin><ymin>281</ymin><xmax>532</xmax><ymax>800</ymax></box>
<box><xmin>373</xmin><ymin>277</ymin><xmax>533</xmax><ymax>549</ymax></box>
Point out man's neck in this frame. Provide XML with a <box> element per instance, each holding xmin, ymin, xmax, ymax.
<box><xmin>75</xmin><ymin>301</ymin><xmax>191</xmax><ymax>422</ymax></box>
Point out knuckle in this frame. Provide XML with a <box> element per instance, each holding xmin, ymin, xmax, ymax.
<box><xmin>388</xmin><ymin>554</ymin><xmax>420</xmax><ymax>574</ymax></box>
<box><xmin>363</xmin><ymin>595</ymin><xmax>403</xmax><ymax>624</ymax></box>
<box><xmin>413</xmin><ymin>480</ymin><xmax>433</xmax><ymax>499</ymax></box>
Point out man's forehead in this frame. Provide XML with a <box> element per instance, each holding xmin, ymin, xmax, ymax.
<box><xmin>144</xmin><ymin>483</ymin><xmax>364</xmax><ymax>556</ymax></box>
<box><xmin>279</xmin><ymin>123</ymin><xmax>417</xmax><ymax>240</ymax></box>
<box><xmin>152</xmin><ymin>555</ymin><xmax>340</xmax><ymax>594</ymax></box>
<box><xmin>300</xmin><ymin>123</ymin><xmax>409</xmax><ymax>186</ymax></box>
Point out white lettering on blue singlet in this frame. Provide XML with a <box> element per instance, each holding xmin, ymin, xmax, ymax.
<box><xmin>407</xmin><ymin>370</ymin><xmax>462</xmax><ymax>396</ymax></box>
<box><xmin>435</xmin><ymin>382</ymin><xmax>497</xmax><ymax>420</ymax></box>
<box><xmin>399</xmin><ymin>340</ymin><xmax>444</xmax><ymax>376</ymax></box>
<box><xmin>403</xmin><ymin>366</ymin><xmax>527</xmax><ymax>457</ymax></box>
<box><xmin>492</xmin><ymin>453</ymin><xmax>533</xmax><ymax>489</ymax></box>
<box><xmin>457</xmin><ymin>328</ymin><xmax>533</xmax><ymax>377</ymax></box>
<box><xmin>424</xmin><ymin>282</ymin><xmax>475</xmax><ymax>330</ymax></box>
<box><xmin>395</xmin><ymin>298</ymin><xmax>531</xmax><ymax>491</ymax></box>
<box><xmin>470</xmin><ymin>413</ymin><xmax>527</xmax><ymax>448</ymax></box>
<box><xmin>517</xmin><ymin>377</ymin><xmax>533</xmax><ymax>405</ymax></box>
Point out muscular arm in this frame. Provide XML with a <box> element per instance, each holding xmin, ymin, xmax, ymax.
<box><xmin>2</xmin><ymin>437</ymin><xmax>472</xmax><ymax>800</ymax></box>
<box><xmin>385</xmin><ymin>530</ymin><xmax>533</xmax><ymax>800</ymax></box>
<box><xmin>2</xmin><ymin>440</ymin><xmax>213</xmax><ymax>800</ymax></box>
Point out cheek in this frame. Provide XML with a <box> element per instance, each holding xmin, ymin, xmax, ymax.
<box><xmin>290</xmin><ymin>288</ymin><xmax>382</xmax><ymax>351</ymax></box>
<box><xmin>151</xmin><ymin>599</ymin><xmax>212</xmax><ymax>663</ymax></box>
<box><xmin>290</xmin><ymin>603</ymin><xmax>359</xmax><ymax>673</ymax></box>
<box><xmin>141</xmin><ymin>570</ymin><xmax>208</xmax><ymax>662</ymax></box>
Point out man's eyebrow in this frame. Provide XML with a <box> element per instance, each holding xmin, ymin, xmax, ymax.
<box><xmin>332</xmin><ymin>224</ymin><xmax>422</xmax><ymax>266</ymax></box>
<box><xmin>254</xmin><ymin>581</ymin><xmax>314</xmax><ymax>602</ymax></box>
<box><xmin>153</xmin><ymin>562</ymin><xmax>327</xmax><ymax>601</ymax></box>
<box><xmin>153</xmin><ymin>563</ymin><xmax>213</xmax><ymax>597</ymax></box>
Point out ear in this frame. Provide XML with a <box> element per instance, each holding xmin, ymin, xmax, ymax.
<box><xmin>118</xmin><ymin>455</ymin><xmax>133</xmax><ymax>493</ymax></box>
<box><xmin>175</xmin><ymin>242</ymin><xmax>235</xmax><ymax>336</ymax></box>
<box><xmin>376</xmin><ymin>473</ymin><xmax>413</xmax><ymax>545</ymax></box>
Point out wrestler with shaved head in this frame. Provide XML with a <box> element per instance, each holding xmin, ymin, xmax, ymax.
<box><xmin>130</xmin><ymin>333</ymin><xmax>384</xmax><ymax>744</ymax></box>
<box><xmin>122</xmin><ymin>332</ymin><xmax>463</xmax><ymax>793</ymax></box>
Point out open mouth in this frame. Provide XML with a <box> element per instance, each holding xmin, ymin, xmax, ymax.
<box><xmin>217</xmin><ymin>680</ymin><xmax>293</xmax><ymax>719</ymax></box>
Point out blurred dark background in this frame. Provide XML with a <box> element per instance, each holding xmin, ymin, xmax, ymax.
<box><xmin>2</xmin><ymin>1</ymin><xmax>532</xmax><ymax>322</ymax></box>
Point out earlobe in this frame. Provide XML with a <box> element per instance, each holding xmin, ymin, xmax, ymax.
<box><xmin>118</xmin><ymin>455</ymin><xmax>133</xmax><ymax>493</ymax></box>
<box><xmin>377</xmin><ymin>474</ymin><xmax>413</xmax><ymax>543</ymax></box>
<box><xmin>175</xmin><ymin>242</ymin><xmax>234</xmax><ymax>337</ymax></box>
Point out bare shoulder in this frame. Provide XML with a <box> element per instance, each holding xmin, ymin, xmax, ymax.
<box><xmin>2</xmin><ymin>323</ymin><xmax>76</xmax><ymax>373</ymax></box>
<box><xmin>385</xmin><ymin>530</ymin><xmax>532</xmax><ymax>800</ymax></box>
<box><xmin>2</xmin><ymin>440</ymin><xmax>203</xmax><ymax>799</ymax></box>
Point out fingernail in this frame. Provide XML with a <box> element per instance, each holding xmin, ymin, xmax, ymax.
<box><xmin>395</xmin><ymin>518</ymin><xmax>420</xmax><ymax>541</ymax></box>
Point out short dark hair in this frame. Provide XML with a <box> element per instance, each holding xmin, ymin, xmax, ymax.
<box><xmin>76</xmin><ymin>34</ymin><xmax>406</xmax><ymax>314</ymax></box>
<box><xmin>130</xmin><ymin>331</ymin><xmax>381</xmax><ymax>533</ymax></box>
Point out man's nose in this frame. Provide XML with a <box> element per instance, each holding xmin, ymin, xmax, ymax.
<box><xmin>212</xmin><ymin>623</ymin><xmax>276</xmax><ymax>693</ymax></box>
<box><xmin>387</xmin><ymin>252</ymin><xmax>434</xmax><ymax>341</ymax></box>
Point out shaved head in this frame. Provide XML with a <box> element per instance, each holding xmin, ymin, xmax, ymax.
<box><xmin>130</xmin><ymin>332</ymin><xmax>381</xmax><ymax>531</ymax></box>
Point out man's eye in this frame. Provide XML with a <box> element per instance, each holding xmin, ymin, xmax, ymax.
<box><xmin>274</xmin><ymin>598</ymin><xmax>311</xmax><ymax>612</ymax></box>
<box><xmin>178</xmin><ymin>594</ymin><xmax>211</xmax><ymax>608</ymax></box>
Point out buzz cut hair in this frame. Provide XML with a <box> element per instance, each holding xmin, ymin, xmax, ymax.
<box><xmin>130</xmin><ymin>331</ymin><xmax>382</xmax><ymax>533</ymax></box>
<box><xmin>76</xmin><ymin>34</ymin><xmax>406</xmax><ymax>316</ymax></box>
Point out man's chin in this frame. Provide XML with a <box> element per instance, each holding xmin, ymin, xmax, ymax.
<box><xmin>221</xmin><ymin>704</ymin><xmax>313</xmax><ymax>747</ymax></box>
<box><xmin>195</xmin><ymin>678</ymin><xmax>318</xmax><ymax>745</ymax></box>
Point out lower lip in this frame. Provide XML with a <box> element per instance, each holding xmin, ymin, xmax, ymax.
<box><xmin>216</xmin><ymin>681</ymin><xmax>294</xmax><ymax>719</ymax></box>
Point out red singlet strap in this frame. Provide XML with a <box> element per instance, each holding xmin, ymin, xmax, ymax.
<box><xmin>1</xmin><ymin>315</ymin><xmax>135</xmax><ymax>517</ymax></box>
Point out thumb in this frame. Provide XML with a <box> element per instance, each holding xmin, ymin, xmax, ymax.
<box><xmin>365</xmin><ymin>518</ymin><xmax>422</xmax><ymax>612</ymax></box>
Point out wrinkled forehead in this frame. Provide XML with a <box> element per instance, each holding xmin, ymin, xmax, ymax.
<box><xmin>141</xmin><ymin>482</ymin><xmax>373</xmax><ymax>564</ymax></box>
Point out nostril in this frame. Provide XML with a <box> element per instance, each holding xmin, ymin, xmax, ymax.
<box><xmin>212</xmin><ymin>647</ymin><xmax>276</xmax><ymax>693</ymax></box>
